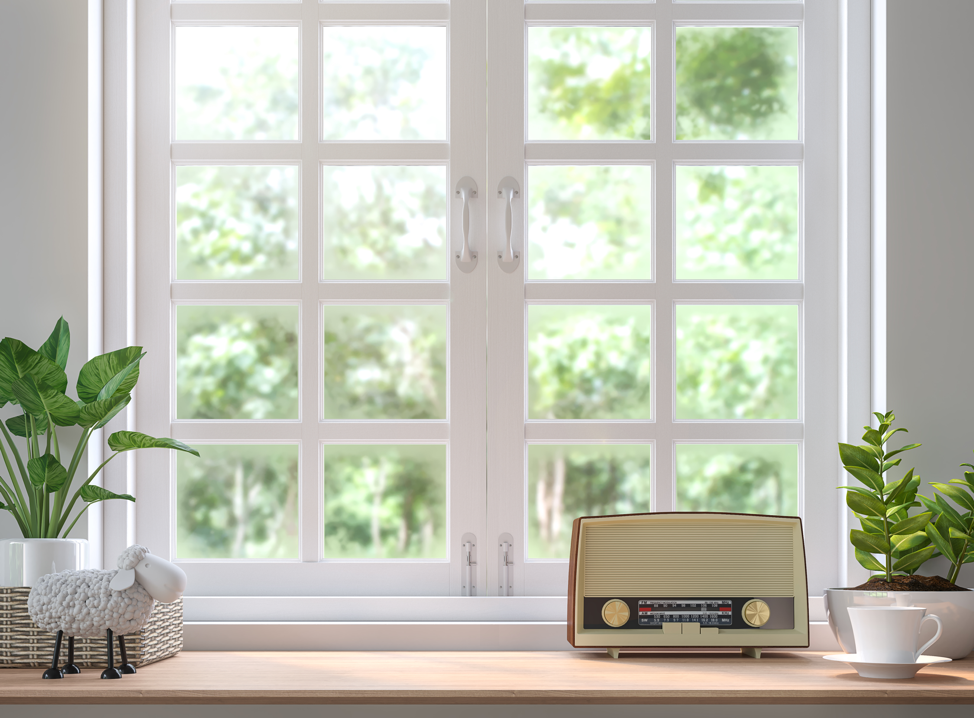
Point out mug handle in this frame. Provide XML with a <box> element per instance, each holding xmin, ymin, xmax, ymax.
<box><xmin>915</xmin><ymin>614</ymin><xmax>943</xmax><ymax>661</ymax></box>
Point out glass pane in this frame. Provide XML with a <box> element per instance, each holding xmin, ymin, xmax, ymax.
<box><xmin>323</xmin><ymin>305</ymin><xmax>446</xmax><ymax>420</ymax></box>
<box><xmin>175</xmin><ymin>26</ymin><xmax>299</xmax><ymax>141</ymax></box>
<box><xmin>528</xmin><ymin>305</ymin><xmax>652</xmax><ymax>420</ymax></box>
<box><xmin>321</xmin><ymin>27</ymin><xmax>446</xmax><ymax>140</ymax></box>
<box><xmin>675</xmin><ymin>26</ymin><xmax>798</xmax><ymax>141</ymax></box>
<box><xmin>176</xmin><ymin>305</ymin><xmax>299</xmax><ymax>420</ymax></box>
<box><xmin>528</xmin><ymin>444</ymin><xmax>651</xmax><ymax>559</ymax></box>
<box><xmin>675</xmin><ymin>304</ymin><xmax>798</xmax><ymax>420</ymax></box>
<box><xmin>176</xmin><ymin>444</ymin><xmax>299</xmax><ymax>559</ymax></box>
<box><xmin>323</xmin><ymin>445</ymin><xmax>446</xmax><ymax>559</ymax></box>
<box><xmin>528</xmin><ymin>27</ymin><xmax>652</xmax><ymax>141</ymax></box>
<box><xmin>675</xmin><ymin>165</ymin><xmax>799</xmax><ymax>281</ymax></box>
<box><xmin>528</xmin><ymin>166</ymin><xmax>652</xmax><ymax>280</ymax></box>
<box><xmin>676</xmin><ymin>444</ymin><xmax>798</xmax><ymax>516</ymax></box>
<box><xmin>176</xmin><ymin>165</ymin><xmax>299</xmax><ymax>281</ymax></box>
<box><xmin>322</xmin><ymin>166</ymin><xmax>446</xmax><ymax>280</ymax></box>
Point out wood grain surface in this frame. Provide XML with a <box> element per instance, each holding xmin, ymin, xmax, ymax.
<box><xmin>0</xmin><ymin>651</ymin><xmax>971</xmax><ymax>705</ymax></box>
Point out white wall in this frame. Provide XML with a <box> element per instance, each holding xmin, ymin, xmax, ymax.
<box><xmin>0</xmin><ymin>0</ymin><xmax>88</xmax><ymax>540</ymax></box>
<box><xmin>886</xmin><ymin>1</ymin><xmax>974</xmax><ymax>583</ymax></box>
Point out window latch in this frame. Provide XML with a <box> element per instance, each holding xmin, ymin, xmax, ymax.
<box><xmin>455</xmin><ymin>177</ymin><xmax>478</xmax><ymax>272</ymax></box>
<box><xmin>461</xmin><ymin>533</ymin><xmax>477</xmax><ymax>596</ymax></box>
<box><xmin>498</xmin><ymin>532</ymin><xmax>514</xmax><ymax>596</ymax></box>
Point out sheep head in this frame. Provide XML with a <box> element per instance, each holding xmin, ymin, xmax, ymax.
<box><xmin>108</xmin><ymin>545</ymin><xmax>187</xmax><ymax>603</ymax></box>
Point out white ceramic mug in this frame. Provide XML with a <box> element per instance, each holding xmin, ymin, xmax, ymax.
<box><xmin>848</xmin><ymin>606</ymin><xmax>943</xmax><ymax>663</ymax></box>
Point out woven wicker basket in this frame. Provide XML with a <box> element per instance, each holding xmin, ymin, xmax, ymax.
<box><xmin>0</xmin><ymin>587</ymin><xmax>182</xmax><ymax>668</ymax></box>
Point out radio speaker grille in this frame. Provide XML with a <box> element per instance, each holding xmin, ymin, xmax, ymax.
<box><xmin>582</xmin><ymin>522</ymin><xmax>795</xmax><ymax>597</ymax></box>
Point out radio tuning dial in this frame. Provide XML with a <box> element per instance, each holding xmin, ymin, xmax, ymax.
<box><xmin>742</xmin><ymin>599</ymin><xmax>771</xmax><ymax>627</ymax></box>
<box><xmin>601</xmin><ymin>599</ymin><xmax>630</xmax><ymax>628</ymax></box>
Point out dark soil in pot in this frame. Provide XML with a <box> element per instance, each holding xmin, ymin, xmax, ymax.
<box><xmin>847</xmin><ymin>575</ymin><xmax>971</xmax><ymax>591</ymax></box>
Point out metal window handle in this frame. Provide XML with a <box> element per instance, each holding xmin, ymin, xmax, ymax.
<box><xmin>454</xmin><ymin>177</ymin><xmax>478</xmax><ymax>272</ymax></box>
<box><xmin>496</xmin><ymin>177</ymin><xmax>520</xmax><ymax>272</ymax></box>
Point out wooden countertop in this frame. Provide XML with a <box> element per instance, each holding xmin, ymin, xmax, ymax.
<box><xmin>0</xmin><ymin>651</ymin><xmax>972</xmax><ymax>704</ymax></box>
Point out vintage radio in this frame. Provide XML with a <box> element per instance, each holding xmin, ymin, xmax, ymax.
<box><xmin>567</xmin><ymin>512</ymin><xmax>808</xmax><ymax>658</ymax></box>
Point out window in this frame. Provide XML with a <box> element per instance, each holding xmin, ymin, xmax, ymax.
<box><xmin>132</xmin><ymin>0</ymin><xmax>841</xmax><ymax>610</ymax></box>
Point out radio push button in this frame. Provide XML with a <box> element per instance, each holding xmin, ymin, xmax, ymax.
<box><xmin>601</xmin><ymin>599</ymin><xmax>630</xmax><ymax>627</ymax></box>
<box><xmin>742</xmin><ymin>599</ymin><xmax>771</xmax><ymax>627</ymax></box>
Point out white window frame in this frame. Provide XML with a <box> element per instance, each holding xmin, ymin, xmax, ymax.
<box><xmin>92</xmin><ymin>0</ymin><xmax>883</xmax><ymax>647</ymax></box>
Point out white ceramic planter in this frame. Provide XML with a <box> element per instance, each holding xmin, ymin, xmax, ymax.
<box><xmin>0</xmin><ymin>538</ymin><xmax>90</xmax><ymax>587</ymax></box>
<box><xmin>825</xmin><ymin>587</ymin><xmax>974</xmax><ymax>659</ymax></box>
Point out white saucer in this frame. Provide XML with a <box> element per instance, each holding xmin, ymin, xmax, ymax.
<box><xmin>823</xmin><ymin>653</ymin><xmax>952</xmax><ymax>679</ymax></box>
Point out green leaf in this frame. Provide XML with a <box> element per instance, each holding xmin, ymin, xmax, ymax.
<box><xmin>925</xmin><ymin>524</ymin><xmax>957</xmax><ymax>563</ymax></box>
<box><xmin>859</xmin><ymin>516</ymin><xmax>885</xmax><ymax>533</ymax></box>
<box><xmin>851</xmin><ymin>530</ymin><xmax>891</xmax><ymax>555</ymax></box>
<box><xmin>882</xmin><ymin>426</ymin><xmax>908</xmax><ymax>444</ymax></box>
<box><xmin>79</xmin><ymin>485</ymin><xmax>135</xmax><ymax>504</ymax></box>
<box><xmin>11</xmin><ymin>375</ymin><xmax>80</xmax><ymax>426</ymax></box>
<box><xmin>873</xmin><ymin>411</ymin><xmax>889</xmax><ymax>425</ymax></box>
<box><xmin>38</xmin><ymin>317</ymin><xmax>70</xmax><ymax>372</ymax></box>
<box><xmin>931</xmin><ymin>483</ymin><xmax>974</xmax><ymax>513</ymax></box>
<box><xmin>107</xmin><ymin>431</ymin><xmax>200</xmax><ymax>457</ymax></box>
<box><xmin>892</xmin><ymin>531</ymin><xmax>930</xmax><ymax>553</ymax></box>
<box><xmin>846</xmin><ymin>491</ymin><xmax>887</xmax><ymax>517</ymax></box>
<box><xmin>27</xmin><ymin>454</ymin><xmax>68</xmax><ymax>493</ymax></box>
<box><xmin>839</xmin><ymin>443</ymin><xmax>880</xmax><ymax>472</ymax></box>
<box><xmin>0</xmin><ymin>337</ymin><xmax>68</xmax><ymax>399</ymax></box>
<box><xmin>5</xmin><ymin>412</ymin><xmax>48</xmax><ymax>438</ymax></box>
<box><xmin>842</xmin><ymin>466</ymin><xmax>885</xmax><ymax>492</ymax></box>
<box><xmin>948</xmin><ymin>527</ymin><xmax>974</xmax><ymax>541</ymax></box>
<box><xmin>862</xmin><ymin>428</ymin><xmax>884</xmax><ymax>447</ymax></box>
<box><xmin>855</xmin><ymin>549</ymin><xmax>886</xmax><ymax>572</ymax></box>
<box><xmin>884</xmin><ymin>443</ymin><xmax>922</xmax><ymax>460</ymax></box>
<box><xmin>78</xmin><ymin>394</ymin><xmax>131</xmax><ymax>430</ymax></box>
<box><xmin>889</xmin><ymin>512</ymin><xmax>932</xmax><ymax>536</ymax></box>
<box><xmin>892</xmin><ymin>546</ymin><xmax>936</xmax><ymax>573</ymax></box>
<box><xmin>885</xmin><ymin>469</ymin><xmax>913</xmax><ymax>502</ymax></box>
<box><xmin>95</xmin><ymin>353</ymin><xmax>145</xmax><ymax>402</ymax></box>
<box><xmin>76</xmin><ymin>346</ymin><xmax>144</xmax><ymax>404</ymax></box>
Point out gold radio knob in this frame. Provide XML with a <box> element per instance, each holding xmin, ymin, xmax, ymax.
<box><xmin>601</xmin><ymin>599</ymin><xmax>630</xmax><ymax>628</ymax></box>
<box><xmin>743</xmin><ymin>599</ymin><xmax>771</xmax><ymax>627</ymax></box>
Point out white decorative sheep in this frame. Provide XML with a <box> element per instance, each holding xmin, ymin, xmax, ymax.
<box><xmin>27</xmin><ymin>544</ymin><xmax>186</xmax><ymax>680</ymax></box>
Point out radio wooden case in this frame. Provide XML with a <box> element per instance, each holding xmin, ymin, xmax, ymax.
<box><xmin>567</xmin><ymin>512</ymin><xmax>808</xmax><ymax>657</ymax></box>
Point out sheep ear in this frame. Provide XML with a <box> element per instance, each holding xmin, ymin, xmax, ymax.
<box><xmin>110</xmin><ymin>569</ymin><xmax>135</xmax><ymax>591</ymax></box>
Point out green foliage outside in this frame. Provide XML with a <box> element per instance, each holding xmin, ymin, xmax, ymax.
<box><xmin>323</xmin><ymin>445</ymin><xmax>446</xmax><ymax>559</ymax></box>
<box><xmin>676</xmin><ymin>444</ymin><xmax>798</xmax><ymax>516</ymax></box>
<box><xmin>528</xmin><ymin>306</ymin><xmax>652</xmax><ymax>420</ymax></box>
<box><xmin>177</xmin><ymin>444</ymin><xmax>298</xmax><ymax>559</ymax></box>
<box><xmin>173</xmin><ymin>25</ymin><xmax>806</xmax><ymax>558</ymax></box>
<box><xmin>529</xmin><ymin>445</ymin><xmax>651</xmax><ymax>559</ymax></box>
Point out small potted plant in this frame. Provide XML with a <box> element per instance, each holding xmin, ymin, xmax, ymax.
<box><xmin>0</xmin><ymin>318</ymin><xmax>199</xmax><ymax>586</ymax></box>
<box><xmin>826</xmin><ymin>412</ymin><xmax>974</xmax><ymax>659</ymax></box>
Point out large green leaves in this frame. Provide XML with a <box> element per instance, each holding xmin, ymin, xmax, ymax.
<box><xmin>5</xmin><ymin>412</ymin><xmax>49</xmax><ymax>438</ymax></box>
<box><xmin>79</xmin><ymin>485</ymin><xmax>135</xmax><ymax>504</ymax></box>
<box><xmin>78</xmin><ymin>394</ymin><xmax>131</xmax><ymax>430</ymax></box>
<box><xmin>846</xmin><ymin>491</ymin><xmax>886</xmax><ymax>518</ymax></box>
<box><xmin>108</xmin><ymin>431</ymin><xmax>200</xmax><ymax>457</ymax></box>
<box><xmin>0</xmin><ymin>338</ymin><xmax>68</xmax><ymax>401</ymax></box>
<box><xmin>854</xmin><ymin>548</ymin><xmax>885</xmax><ymax>573</ymax></box>
<box><xmin>77</xmin><ymin>347</ymin><xmax>145</xmax><ymax>404</ymax></box>
<box><xmin>925</xmin><ymin>523</ymin><xmax>957</xmax><ymax>563</ymax></box>
<box><xmin>838</xmin><ymin>443</ymin><xmax>880</xmax><ymax>473</ymax></box>
<box><xmin>930</xmin><ymin>482</ymin><xmax>974</xmax><ymax>513</ymax></box>
<box><xmin>11</xmin><ymin>374</ymin><xmax>80</xmax><ymax>426</ymax></box>
<box><xmin>38</xmin><ymin>318</ymin><xmax>70</xmax><ymax>371</ymax></box>
<box><xmin>27</xmin><ymin>454</ymin><xmax>68</xmax><ymax>493</ymax></box>
<box><xmin>889</xmin><ymin>512</ymin><xmax>932</xmax><ymax>536</ymax></box>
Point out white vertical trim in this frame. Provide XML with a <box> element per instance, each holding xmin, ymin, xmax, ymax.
<box><xmin>871</xmin><ymin>0</ymin><xmax>886</xmax><ymax>418</ymax></box>
<box><xmin>838</xmin><ymin>0</ymin><xmax>873</xmax><ymax>589</ymax></box>
<box><xmin>88</xmin><ymin>0</ymin><xmax>105</xmax><ymax>568</ymax></box>
<box><xmin>102</xmin><ymin>0</ymin><xmax>138</xmax><ymax>565</ymax></box>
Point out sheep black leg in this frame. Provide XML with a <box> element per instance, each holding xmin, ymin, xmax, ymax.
<box><xmin>62</xmin><ymin>635</ymin><xmax>81</xmax><ymax>675</ymax></box>
<box><xmin>42</xmin><ymin>630</ymin><xmax>64</xmax><ymax>679</ymax></box>
<box><xmin>117</xmin><ymin>634</ymin><xmax>136</xmax><ymax>674</ymax></box>
<box><xmin>100</xmin><ymin>629</ymin><xmax>122</xmax><ymax>679</ymax></box>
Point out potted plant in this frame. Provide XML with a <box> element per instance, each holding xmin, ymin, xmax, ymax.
<box><xmin>825</xmin><ymin>411</ymin><xmax>974</xmax><ymax>659</ymax></box>
<box><xmin>0</xmin><ymin>318</ymin><xmax>198</xmax><ymax>586</ymax></box>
